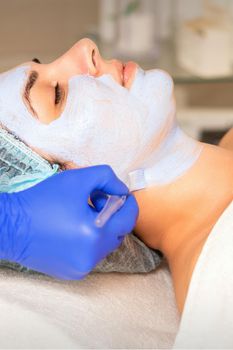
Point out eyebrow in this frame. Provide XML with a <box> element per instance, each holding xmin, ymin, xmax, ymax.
<box><xmin>23</xmin><ymin>70</ymin><xmax>39</xmax><ymax>117</ymax></box>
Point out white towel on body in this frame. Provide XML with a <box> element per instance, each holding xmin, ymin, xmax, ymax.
<box><xmin>0</xmin><ymin>260</ymin><xmax>179</xmax><ymax>349</ymax></box>
<box><xmin>173</xmin><ymin>200</ymin><xmax>233</xmax><ymax>349</ymax></box>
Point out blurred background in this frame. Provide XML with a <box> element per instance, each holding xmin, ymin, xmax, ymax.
<box><xmin>0</xmin><ymin>0</ymin><xmax>232</xmax><ymax>144</ymax></box>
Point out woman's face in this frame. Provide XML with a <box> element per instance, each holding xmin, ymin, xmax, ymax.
<box><xmin>0</xmin><ymin>38</ymin><xmax>175</xmax><ymax>185</ymax></box>
<box><xmin>21</xmin><ymin>38</ymin><xmax>138</xmax><ymax>124</ymax></box>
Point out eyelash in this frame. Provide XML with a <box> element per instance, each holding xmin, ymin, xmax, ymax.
<box><xmin>92</xmin><ymin>49</ymin><xmax>97</xmax><ymax>67</ymax></box>
<box><xmin>55</xmin><ymin>83</ymin><xmax>62</xmax><ymax>105</ymax></box>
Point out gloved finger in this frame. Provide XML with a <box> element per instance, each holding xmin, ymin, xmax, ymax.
<box><xmin>69</xmin><ymin>165</ymin><xmax>129</xmax><ymax>202</ymax></box>
<box><xmin>104</xmin><ymin>194</ymin><xmax>139</xmax><ymax>239</ymax></box>
<box><xmin>90</xmin><ymin>190</ymin><xmax>108</xmax><ymax>212</ymax></box>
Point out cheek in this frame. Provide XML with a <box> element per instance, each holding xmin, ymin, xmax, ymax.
<box><xmin>94</xmin><ymin>101</ymin><xmax>118</xmax><ymax>130</ymax></box>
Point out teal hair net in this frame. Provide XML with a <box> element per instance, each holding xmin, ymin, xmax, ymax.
<box><xmin>0</xmin><ymin>127</ymin><xmax>59</xmax><ymax>193</ymax></box>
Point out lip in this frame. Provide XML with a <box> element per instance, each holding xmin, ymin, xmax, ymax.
<box><xmin>122</xmin><ymin>61</ymin><xmax>138</xmax><ymax>88</ymax></box>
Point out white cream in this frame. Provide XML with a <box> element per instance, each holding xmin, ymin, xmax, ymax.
<box><xmin>0</xmin><ymin>65</ymin><xmax>202</xmax><ymax>191</ymax></box>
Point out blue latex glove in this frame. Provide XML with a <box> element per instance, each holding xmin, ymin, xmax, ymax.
<box><xmin>0</xmin><ymin>165</ymin><xmax>138</xmax><ymax>279</ymax></box>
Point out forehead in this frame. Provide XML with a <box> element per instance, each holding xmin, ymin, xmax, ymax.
<box><xmin>0</xmin><ymin>65</ymin><xmax>31</xmax><ymax>114</ymax></box>
<box><xmin>0</xmin><ymin>61</ymin><xmax>36</xmax><ymax>91</ymax></box>
<box><xmin>0</xmin><ymin>63</ymin><xmax>31</xmax><ymax>86</ymax></box>
<box><xmin>0</xmin><ymin>61</ymin><xmax>33</xmax><ymax>75</ymax></box>
<box><xmin>20</xmin><ymin>61</ymin><xmax>34</xmax><ymax>67</ymax></box>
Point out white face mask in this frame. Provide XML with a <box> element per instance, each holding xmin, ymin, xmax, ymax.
<box><xmin>0</xmin><ymin>66</ymin><xmax>202</xmax><ymax>190</ymax></box>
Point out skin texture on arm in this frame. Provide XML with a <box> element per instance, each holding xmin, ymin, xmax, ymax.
<box><xmin>219</xmin><ymin>128</ymin><xmax>233</xmax><ymax>152</ymax></box>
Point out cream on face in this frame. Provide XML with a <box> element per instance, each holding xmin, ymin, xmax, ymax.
<box><xmin>0</xmin><ymin>65</ymin><xmax>202</xmax><ymax>190</ymax></box>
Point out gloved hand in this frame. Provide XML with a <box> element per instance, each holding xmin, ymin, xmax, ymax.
<box><xmin>0</xmin><ymin>165</ymin><xmax>138</xmax><ymax>279</ymax></box>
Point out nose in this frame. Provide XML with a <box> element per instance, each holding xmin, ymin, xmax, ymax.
<box><xmin>52</xmin><ymin>38</ymin><xmax>124</xmax><ymax>86</ymax></box>
<box><xmin>76</xmin><ymin>38</ymin><xmax>124</xmax><ymax>85</ymax></box>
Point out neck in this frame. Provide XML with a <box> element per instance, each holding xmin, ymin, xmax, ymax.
<box><xmin>134</xmin><ymin>141</ymin><xmax>233</xmax><ymax>312</ymax></box>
